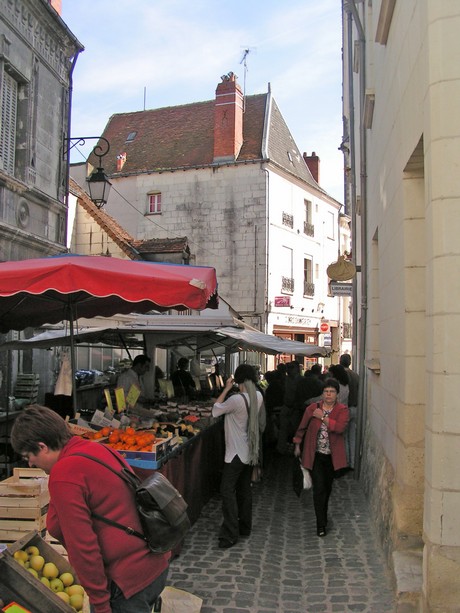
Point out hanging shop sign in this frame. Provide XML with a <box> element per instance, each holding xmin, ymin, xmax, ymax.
<box><xmin>330</xmin><ymin>282</ymin><xmax>353</xmax><ymax>296</ymax></box>
<box><xmin>274</xmin><ymin>296</ymin><xmax>291</xmax><ymax>307</ymax></box>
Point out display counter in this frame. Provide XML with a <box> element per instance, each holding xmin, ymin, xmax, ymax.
<box><xmin>133</xmin><ymin>419</ymin><xmax>224</xmax><ymax>524</ymax></box>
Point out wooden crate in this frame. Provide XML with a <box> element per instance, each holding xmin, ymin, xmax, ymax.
<box><xmin>0</xmin><ymin>531</ymin><xmax>77</xmax><ymax>612</ymax></box>
<box><xmin>0</xmin><ymin>468</ymin><xmax>49</xmax><ymax>543</ymax></box>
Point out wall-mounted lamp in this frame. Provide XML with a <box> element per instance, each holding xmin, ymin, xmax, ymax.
<box><xmin>64</xmin><ymin>136</ymin><xmax>112</xmax><ymax>208</ymax></box>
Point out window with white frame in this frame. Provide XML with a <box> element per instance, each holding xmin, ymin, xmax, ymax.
<box><xmin>281</xmin><ymin>246</ymin><xmax>294</xmax><ymax>293</ymax></box>
<box><xmin>327</xmin><ymin>211</ymin><xmax>335</xmax><ymax>239</ymax></box>
<box><xmin>304</xmin><ymin>256</ymin><xmax>314</xmax><ymax>296</ymax></box>
<box><xmin>0</xmin><ymin>71</ymin><xmax>18</xmax><ymax>176</ymax></box>
<box><xmin>304</xmin><ymin>199</ymin><xmax>314</xmax><ymax>236</ymax></box>
<box><xmin>148</xmin><ymin>192</ymin><xmax>162</xmax><ymax>214</ymax></box>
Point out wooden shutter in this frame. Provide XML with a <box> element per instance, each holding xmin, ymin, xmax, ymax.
<box><xmin>0</xmin><ymin>71</ymin><xmax>18</xmax><ymax>175</ymax></box>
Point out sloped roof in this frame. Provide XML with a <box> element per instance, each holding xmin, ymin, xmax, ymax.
<box><xmin>69</xmin><ymin>177</ymin><xmax>140</xmax><ymax>259</ymax></box>
<box><xmin>133</xmin><ymin>237</ymin><xmax>189</xmax><ymax>255</ymax></box>
<box><xmin>93</xmin><ymin>88</ymin><xmax>320</xmax><ymax>191</ymax></box>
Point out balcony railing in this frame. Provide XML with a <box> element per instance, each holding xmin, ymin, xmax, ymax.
<box><xmin>282</xmin><ymin>212</ymin><xmax>294</xmax><ymax>228</ymax></box>
<box><xmin>304</xmin><ymin>221</ymin><xmax>314</xmax><ymax>237</ymax></box>
<box><xmin>282</xmin><ymin>276</ymin><xmax>294</xmax><ymax>293</ymax></box>
<box><xmin>303</xmin><ymin>281</ymin><xmax>315</xmax><ymax>297</ymax></box>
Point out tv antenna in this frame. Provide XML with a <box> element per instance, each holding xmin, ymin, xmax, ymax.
<box><xmin>239</xmin><ymin>47</ymin><xmax>255</xmax><ymax>111</ymax></box>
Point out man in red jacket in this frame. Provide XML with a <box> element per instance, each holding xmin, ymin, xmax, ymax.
<box><xmin>11</xmin><ymin>405</ymin><xmax>170</xmax><ymax>613</ymax></box>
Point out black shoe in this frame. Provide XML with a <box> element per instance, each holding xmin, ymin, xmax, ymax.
<box><xmin>239</xmin><ymin>530</ymin><xmax>251</xmax><ymax>537</ymax></box>
<box><xmin>317</xmin><ymin>526</ymin><xmax>326</xmax><ymax>537</ymax></box>
<box><xmin>218</xmin><ymin>538</ymin><xmax>236</xmax><ymax>549</ymax></box>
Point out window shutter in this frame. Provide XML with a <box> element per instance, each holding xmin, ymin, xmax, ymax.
<box><xmin>0</xmin><ymin>72</ymin><xmax>18</xmax><ymax>175</ymax></box>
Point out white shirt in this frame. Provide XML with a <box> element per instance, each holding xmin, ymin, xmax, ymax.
<box><xmin>212</xmin><ymin>391</ymin><xmax>265</xmax><ymax>464</ymax></box>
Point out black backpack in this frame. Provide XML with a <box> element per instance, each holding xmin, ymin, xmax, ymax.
<box><xmin>72</xmin><ymin>447</ymin><xmax>191</xmax><ymax>554</ymax></box>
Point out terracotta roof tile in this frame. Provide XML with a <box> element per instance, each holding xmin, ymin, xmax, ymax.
<box><xmin>69</xmin><ymin>177</ymin><xmax>140</xmax><ymax>259</ymax></box>
<box><xmin>91</xmin><ymin>85</ymin><xmax>323</xmax><ymax>192</ymax></box>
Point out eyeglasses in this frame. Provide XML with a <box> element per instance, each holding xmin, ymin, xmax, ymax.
<box><xmin>21</xmin><ymin>447</ymin><xmax>42</xmax><ymax>463</ymax></box>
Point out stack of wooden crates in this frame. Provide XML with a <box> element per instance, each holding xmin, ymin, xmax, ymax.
<box><xmin>13</xmin><ymin>373</ymin><xmax>40</xmax><ymax>406</ymax></box>
<box><xmin>0</xmin><ymin>467</ymin><xmax>49</xmax><ymax>544</ymax></box>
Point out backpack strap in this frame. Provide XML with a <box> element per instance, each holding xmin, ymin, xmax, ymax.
<box><xmin>69</xmin><ymin>450</ymin><xmax>146</xmax><ymax>543</ymax></box>
<box><xmin>239</xmin><ymin>392</ymin><xmax>250</xmax><ymax>414</ymax></box>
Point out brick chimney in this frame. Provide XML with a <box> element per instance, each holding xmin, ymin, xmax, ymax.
<box><xmin>303</xmin><ymin>151</ymin><xmax>320</xmax><ymax>184</ymax></box>
<box><xmin>213</xmin><ymin>72</ymin><xmax>244</xmax><ymax>163</ymax></box>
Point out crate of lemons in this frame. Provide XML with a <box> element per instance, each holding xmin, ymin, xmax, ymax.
<box><xmin>5</xmin><ymin>532</ymin><xmax>87</xmax><ymax>612</ymax></box>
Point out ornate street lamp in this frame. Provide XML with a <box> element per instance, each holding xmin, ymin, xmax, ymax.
<box><xmin>64</xmin><ymin>136</ymin><xmax>112</xmax><ymax>208</ymax></box>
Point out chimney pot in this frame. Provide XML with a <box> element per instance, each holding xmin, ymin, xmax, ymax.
<box><xmin>213</xmin><ymin>73</ymin><xmax>244</xmax><ymax>163</ymax></box>
<box><xmin>303</xmin><ymin>151</ymin><xmax>320</xmax><ymax>184</ymax></box>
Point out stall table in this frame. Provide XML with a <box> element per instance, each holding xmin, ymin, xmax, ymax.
<box><xmin>133</xmin><ymin>419</ymin><xmax>224</xmax><ymax>524</ymax></box>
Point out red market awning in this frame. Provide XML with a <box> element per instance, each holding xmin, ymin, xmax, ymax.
<box><xmin>0</xmin><ymin>254</ymin><xmax>218</xmax><ymax>333</ymax></box>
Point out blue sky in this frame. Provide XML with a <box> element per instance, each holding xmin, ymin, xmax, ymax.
<box><xmin>61</xmin><ymin>0</ymin><xmax>344</xmax><ymax>202</ymax></box>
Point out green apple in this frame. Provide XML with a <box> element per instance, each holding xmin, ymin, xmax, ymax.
<box><xmin>55</xmin><ymin>591</ymin><xmax>70</xmax><ymax>604</ymax></box>
<box><xmin>59</xmin><ymin>571</ymin><xmax>74</xmax><ymax>587</ymax></box>
<box><xmin>42</xmin><ymin>562</ymin><xmax>59</xmax><ymax>579</ymax></box>
<box><xmin>13</xmin><ymin>550</ymin><xmax>29</xmax><ymax>562</ymax></box>
<box><xmin>40</xmin><ymin>576</ymin><xmax>51</xmax><ymax>588</ymax></box>
<box><xmin>49</xmin><ymin>577</ymin><xmax>64</xmax><ymax>593</ymax></box>
<box><xmin>29</xmin><ymin>555</ymin><xmax>45</xmax><ymax>572</ymax></box>
<box><xmin>67</xmin><ymin>584</ymin><xmax>84</xmax><ymax>596</ymax></box>
<box><xmin>69</xmin><ymin>593</ymin><xmax>84</xmax><ymax>611</ymax></box>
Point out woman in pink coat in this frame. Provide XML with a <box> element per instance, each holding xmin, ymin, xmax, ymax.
<box><xmin>293</xmin><ymin>378</ymin><xmax>349</xmax><ymax>537</ymax></box>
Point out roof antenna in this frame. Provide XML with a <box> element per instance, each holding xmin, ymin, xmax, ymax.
<box><xmin>239</xmin><ymin>47</ymin><xmax>255</xmax><ymax>112</ymax></box>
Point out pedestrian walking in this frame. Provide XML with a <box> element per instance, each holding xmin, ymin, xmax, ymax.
<box><xmin>293</xmin><ymin>378</ymin><xmax>349</xmax><ymax>537</ymax></box>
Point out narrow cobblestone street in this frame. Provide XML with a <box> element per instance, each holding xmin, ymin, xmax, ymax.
<box><xmin>168</xmin><ymin>454</ymin><xmax>396</xmax><ymax>612</ymax></box>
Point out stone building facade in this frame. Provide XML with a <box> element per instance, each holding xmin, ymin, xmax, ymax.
<box><xmin>75</xmin><ymin>74</ymin><xmax>352</xmax><ymax>364</ymax></box>
<box><xmin>343</xmin><ymin>1</ymin><xmax>460</xmax><ymax>610</ymax></box>
<box><xmin>0</xmin><ymin>0</ymin><xmax>82</xmax><ymax>408</ymax></box>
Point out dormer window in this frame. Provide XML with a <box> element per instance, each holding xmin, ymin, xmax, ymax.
<box><xmin>125</xmin><ymin>131</ymin><xmax>137</xmax><ymax>142</ymax></box>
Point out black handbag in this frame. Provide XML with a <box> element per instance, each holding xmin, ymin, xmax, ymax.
<box><xmin>72</xmin><ymin>448</ymin><xmax>191</xmax><ymax>554</ymax></box>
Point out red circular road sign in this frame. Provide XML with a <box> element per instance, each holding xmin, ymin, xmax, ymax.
<box><xmin>320</xmin><ymin>322</ymin><xmax>330</xmax><ymax>333</ymax></box>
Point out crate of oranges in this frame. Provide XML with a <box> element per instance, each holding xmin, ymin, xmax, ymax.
<box><xmin>82</xmin><ymin>427</ymin><xmax>168</xmax><ymax>469</ymax></box>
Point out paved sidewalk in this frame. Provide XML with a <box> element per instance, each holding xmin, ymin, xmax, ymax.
<box><xmin>167</xmin><ymin>454</ymin><xmax>396</xmax><ymax>612</ymax></box>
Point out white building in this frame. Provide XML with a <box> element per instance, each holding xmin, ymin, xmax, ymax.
<box><xmin>73</xmin><ymin>73</ymin><xmax>351</xmax><ymax>366</ymax></box>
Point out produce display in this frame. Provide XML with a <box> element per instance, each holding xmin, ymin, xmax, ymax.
<box><xmin>10</xmin><ymin>546</ymin><xmax>86</xmax><ymax>610</ymax></box>
<box><xmin>80</xmin><ymin>421</ymin><xmax>200</xmax><ymax>450</ymax></box>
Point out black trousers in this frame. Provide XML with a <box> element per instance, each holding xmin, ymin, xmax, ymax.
<box><xmin>311</xmin><ymin>452</ymin><xmax>335</xmax><ymax>528</ymax></box>
<box><xmin>219</xmin><ymin>455</ymin><xmax>252</xmax><ymax>543</ymax></box>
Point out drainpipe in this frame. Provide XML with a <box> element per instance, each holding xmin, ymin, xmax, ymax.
<box><xmin>343</xmin><ymin>0</ymin><xmax>368</xmax><ymax>477</ymax></box>
<box><xmin>63</xmin><ymin>49</ymin><xmax>83</xmax><ymax>248</ymax></box>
